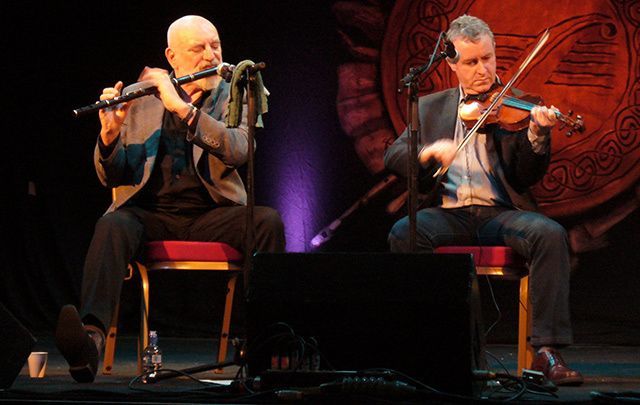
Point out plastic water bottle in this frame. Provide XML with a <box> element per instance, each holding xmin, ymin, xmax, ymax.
<box><xmin>141</xmin><ymin>330</ymin><xmax>162</xmax><ymax>383</ymax></box>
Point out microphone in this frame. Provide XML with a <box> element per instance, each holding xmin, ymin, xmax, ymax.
<box><xmin>398</xmin><ymin>33</ymin><xmax>457</xmax><ymax>88</ymax></box>
<box><xmin>443</xmin><ymin>38</ymin><xmax>459</xmax><ymax>63</ymax></box>
<box><xmin>310</xmin><ymin>219</ymin><xmax>342</xmax><ymax>248</ymax></box>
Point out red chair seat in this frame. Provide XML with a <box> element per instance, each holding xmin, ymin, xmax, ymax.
<box><xmin>145</xmin><ymin>241</ymin><xmax>243</xmax><ymax>262</ymax></box>
<box><xmin>434</xmin><ymin>245</ymin><xmax>526</xmax><ymax>268</ymax></box>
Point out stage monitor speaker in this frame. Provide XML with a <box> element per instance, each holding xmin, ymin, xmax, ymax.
<box><xmin>246</xmin><ymin>252</ymin><xmax>486</xmax><ymax>396</ymax></box>
<box><xmin>0</xmin><ymin>303</ymin><xmax>36</xmax><ymax>389</ymax></box>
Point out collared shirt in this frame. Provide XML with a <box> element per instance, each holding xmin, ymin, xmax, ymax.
<box><xmin>441</xmin><ymin>87</ymin><xmax>548</xmax><ymax>209</ymax></box>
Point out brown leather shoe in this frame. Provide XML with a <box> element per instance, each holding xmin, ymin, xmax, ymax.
<box><xmin>531</xmin><ymin>348</ymin><xmax>584</xmax><ymax>386</ymax></box>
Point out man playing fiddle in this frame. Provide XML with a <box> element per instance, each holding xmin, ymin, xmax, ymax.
<box><xmin>384</xmin><ymin>15</ymin><xmax>583</xmax><ymax>386</ymax></box>
<box><xmin>54</xmin><ymin>15</ymin><xmax>285</xmax><ymax>383</ymax></box>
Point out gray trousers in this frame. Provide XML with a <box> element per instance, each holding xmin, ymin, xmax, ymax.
<box><xmin>80</xmin><ymin>205</ymin><xmax>285</xmax><ymax>331</ymax></box>
<box><xmin>388</xmin><ymin>205</ymin><xmax>573</xmax><ymax>347</ymax></box>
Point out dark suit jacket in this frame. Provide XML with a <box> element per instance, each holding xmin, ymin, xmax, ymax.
<box><xmin>383</xmin><ymin>87</ymin><xmax>550</xmax><ymax>211</ymax></box>
<box><xmin>94</xmin><ymin>81</ymin><xmax>249</xmax><ymax>214</ymax></box>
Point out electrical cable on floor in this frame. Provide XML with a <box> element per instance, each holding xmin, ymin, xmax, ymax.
<box><xmin>484</xmin><ymin>349</ymin><xmax>512</xmax><ymax>375</ymax></box>
<box><xmin>116</xmin><ymin>320</ymin><xmax>566</xmax><ymax>403</ymax></box>
<box><xmin>590</xmin><ymin>390</ymin><xmax>640</xmax><ymax>402</ymax></box>
<box><xmin>128</xmin><ymin>368</ymin><xmax>219</xmax><ymax>391</ymax></box>
<box><xmin>478</xmin><ymin>370</ymin><xmax>559</xmax><ymax>401</ymax></box>
<box><xmin>483</xmin><ymin>274</ymin><xmax>503</xmax><ymax>337</ymax></box>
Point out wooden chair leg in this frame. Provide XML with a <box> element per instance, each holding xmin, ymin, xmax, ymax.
<box><xmin>102</xmin><ymin>263</ymin><xmax>138</xmax><ymax>375</ymax></box>
<box><xmin>102</xmin><ymin>301</ymin><xmax>120</xmax><ymax>375</ymax></box>
<box><xmin>137</xmin><ymin>262</ymin><xmax>150</xmax><ymax>374</ymax></box>
<box><xmin>215</xmin><ymin>272</ymin><xmax>238</xmax><ymax>373</ymax></box>
<box><xmin>517</xmin><ymin>275</ymin><xmax>534</xmax><ymax>375</ymax></box>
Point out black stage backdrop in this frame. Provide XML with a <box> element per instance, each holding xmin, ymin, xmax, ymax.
<box><xmin>1</xmin><ymin>1</ymin><xmax>638</xmax><ymax>345</ymax></box>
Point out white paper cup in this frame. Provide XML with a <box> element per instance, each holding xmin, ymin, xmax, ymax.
<box><xmin>27</xmin><ymin>351</ymin><xmax>48</xmax><ymax>378</ymax></box>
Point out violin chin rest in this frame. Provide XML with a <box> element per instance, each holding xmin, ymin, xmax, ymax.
<box><xmin>459</xmin><ymin>101</ymin><xmax>482</xmax><ymax>120</ymax></box>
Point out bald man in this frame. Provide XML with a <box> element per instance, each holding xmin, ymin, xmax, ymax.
<box><xmin>55</xmin><ymin>15</ymin><xmax>285</xmax><ymax>383</ymax></box>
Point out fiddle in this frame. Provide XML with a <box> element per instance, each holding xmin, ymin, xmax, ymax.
<box><xmin>458</xmin><ymin>87</ymin><xmax>585</xmax><ymax>137</ymax></box>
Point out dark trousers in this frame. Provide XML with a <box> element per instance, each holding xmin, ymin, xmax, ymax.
<box><xmin>388</xmin><ymin>205</ymin><xmax>572</xmax><ymax>347</ymax></box>
<box><xmin>80</xmin><ymin>205</ymin><xmax>285</xmax><ymax>331</ymax></box>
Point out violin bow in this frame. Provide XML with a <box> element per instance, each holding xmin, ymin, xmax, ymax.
<box><xmin>432</xmin><ymin>28</ymin><xmax>551</xmax><ymax>178</ymax></box>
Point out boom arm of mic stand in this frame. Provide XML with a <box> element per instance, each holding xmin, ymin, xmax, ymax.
<box><xmin>398</xmin><ymin>51</ymin><xmax>450</xmax><ymax>89</ymax></box>
<box><xmin>398</xmin><ymin>31</ymin><xmax>450</xmax><ymax>90</ymax></box>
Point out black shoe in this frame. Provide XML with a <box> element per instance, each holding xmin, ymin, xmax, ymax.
<box><xmin>55</xmin><ymin>305</ymin><xmax>99</xmax><ymax>383</ymax></box>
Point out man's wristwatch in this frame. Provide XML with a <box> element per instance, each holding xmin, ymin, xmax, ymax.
<box><xmin>181</xmin><ymin>103</ymin><xmax>197</xmax><ymax>124</ymax></box>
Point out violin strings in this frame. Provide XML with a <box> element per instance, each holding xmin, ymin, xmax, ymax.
<box><xmin>502</xmin><ymin>96</ymin><xmax>536</xmax><ymax>111</ymax></box>
<box><xmin>503</xmin><ymin>96</ymin><xmax>571</xmax><ymax>123</ymax></box>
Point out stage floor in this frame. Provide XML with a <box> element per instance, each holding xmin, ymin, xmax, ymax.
<box><xmin>3</xmin><ymin>335</ymin><xmax>639</xmax><ymax>403</ymax></box>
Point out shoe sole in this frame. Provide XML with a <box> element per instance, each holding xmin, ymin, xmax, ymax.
<box><xmin>54</xmin><ymin>305</ymin><xmax>98</xmax><ymax>383</ymax></box>
<box><xmin>554</xmin><ymin>376</ymin><xmax>584</xmax><ymax>386</ymax></box>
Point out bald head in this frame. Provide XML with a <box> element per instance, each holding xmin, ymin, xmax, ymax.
<box><xmin>167</xmin><ymin>15</ymin><xmax>217</xmax><ymax>48</ymax></box>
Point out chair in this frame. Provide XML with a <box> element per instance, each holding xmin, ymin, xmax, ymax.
<box><xmin>102</xmin><ymin>240</ymin><xmax>242</xmax><ymax>374</ymax></box>
<box><xmin>434</xmin><ymin>246</ymin><xmax>534</xmax><ymax>376</ymax></box>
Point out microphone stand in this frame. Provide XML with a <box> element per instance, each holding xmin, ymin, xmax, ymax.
<box><xmin>243</xmin><ymin>62</ymin><xmax>266</xmax><ymax>287</ymax></box>
<box><xmin>141</xmin><ymin>62</ymin><xmax>267</xmax><ymax>384</ymax></box>
<box><xmin>398</xmin><ymin>33</ymin><xmax>450</xmax><ymax>252</ymax></box>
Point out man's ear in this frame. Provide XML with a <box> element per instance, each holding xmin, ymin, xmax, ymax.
<box><xmin>165</xmin><ymin>47</ymin><xmax>176</xmax><ymax>69</ymax></box>
<box><xmin>447</xmin><ymin>59</ymin><xmax>457</xmax><ymax>73</ymax></box>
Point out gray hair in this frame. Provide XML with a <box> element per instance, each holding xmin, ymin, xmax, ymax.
<box><xmin>446</xmin><ymin>15</ymin><xmax>495</xmax><ymax>46</ymax></box>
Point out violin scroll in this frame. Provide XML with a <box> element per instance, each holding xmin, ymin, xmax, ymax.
<box><xmin>558</xmin><ymin>110</ymin><xmax>585</xmax><ymax>137</ymax></box>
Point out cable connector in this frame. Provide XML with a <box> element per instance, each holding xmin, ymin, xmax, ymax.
<box><xmin>521</xmin><ymin>369</ymin><xmax>545</xmax><ymax>385</ymax></box>
<box><xmin>275</xmin><ymin>389</ymin><xmax>304</xmax><ymax>401</ymax></box>
<box><xmin>275</xmin><ymin>387</ymin><xmax>321</xmax><ymax>401</ymax></box>
<box><xmin>320</xmin><ymin>376</ymin><xmax>417</xmax><ymax>398</ymax></box>
<box><xmin>472</xmin><ymin>370</ymin><xmax>497</xmax><ymax>380</ymax></box>
<box><xmin>522</xmin><ymin>368</ymin><xmax>557</xmax><ymax>392</ymax></box>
